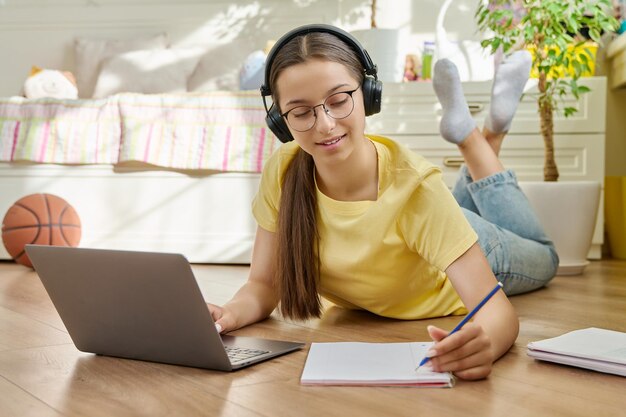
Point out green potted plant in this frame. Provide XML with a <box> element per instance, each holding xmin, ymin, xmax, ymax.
<box><xmin>476</xmin><ymin>0</ymin><xmax>618</xmax><ymax>181</ymax></box>
<box><xmin>475</xmin><ymin>0</ymin><xmax>619</xmax><ymax>274</ymax></box>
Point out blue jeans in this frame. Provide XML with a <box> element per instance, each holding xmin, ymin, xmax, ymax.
<box><xmin>452</xmin><ymin>166</ymin><xmax>559</xmax><ymax>295</ymax></box>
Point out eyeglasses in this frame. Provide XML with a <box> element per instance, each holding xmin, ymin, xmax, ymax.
<box><xmin>281</xmin><ymin>87</ymin><xmax>359</xmax><ymax>132</ymax></box>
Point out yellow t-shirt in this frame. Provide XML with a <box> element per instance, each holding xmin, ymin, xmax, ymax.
<box><xmin>252</xmin><ymin>135</ymin><xmax>478</xmax><ymax>319</ymax></box>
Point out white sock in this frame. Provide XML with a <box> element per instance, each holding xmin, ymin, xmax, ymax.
<box><xmin>433</xmin><ymin>59</ymin><xmax>476</xmax><ymax>144</ymax></box>
<box><xmin>485</xmin><ymin>50</ymin><xmax>532</xmax><ymax>133</ymax></box>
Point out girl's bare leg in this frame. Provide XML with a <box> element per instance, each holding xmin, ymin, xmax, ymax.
<box><xmin>482</xmin><ymin>127</ymin><xmax>507</xmax><ymax>157</ymax></box>
<box><xmin>458</xmin><ymin>128</ymin><xmax>504</xmax><ymax>181</ymax></box>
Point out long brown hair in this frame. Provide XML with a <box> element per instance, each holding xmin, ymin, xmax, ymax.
<box><xmin>269</xmin><ymin>32</ymin><xmax>364</xmax><ymax>320</ymax></box>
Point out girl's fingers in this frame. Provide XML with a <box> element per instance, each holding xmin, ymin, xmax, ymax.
<box><xmin>206</xmin><ymin>303</ymin><xmax>235</xmax><ymax>333</ymax></box>
<box><xmin>427</xmin><ymin>325</ymin><xmax>449</xmax><ymax>342</ymax></box>
<box><xmin>453</xmin><ymin>363</ymin><xmax>493</xmax><ymax>380</ymax></box>
<box><xmin>206</xmin><ymin>303</ymin><xmax>223</xmax><ymax>322</ymax></box>
<box><xmin>446</xmin><ymin>337</ymin><xmax>494</xmax><ymax>379</ymax></box>
<box><xmin>425</xmin><ymin>323</ymin><xmax>493</xmax><ymax>375</ymax></box>
<box><xmin>215</xmin><ymin>314</ymin><xmax>236</xmax><ymax>334</ymax></box>
<box><xmin>430</xmin><ymin>333</ymin><xmax>491</xmax><ymax>367</ymax></box>
<box><xmin>431</xmin><ymin>346</ymin><xmax>493</xmax><ymax>373</ymax></box>
<box><xmin>428</xmin><ymin>323</ymin><xmax>482</xmax><ymax>357</ymax></box>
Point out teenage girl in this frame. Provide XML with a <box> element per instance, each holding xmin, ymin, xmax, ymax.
<box><xmin>208</xmin><ymin>25</ymin><xmax>558</xmax><ymax>380</ymax></box>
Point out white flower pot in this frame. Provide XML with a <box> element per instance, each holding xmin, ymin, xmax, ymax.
<box><xmin>351</xmin><ymin>28</ymin><xmax>403</xmax><ymax>83</ymax></box>
<box><xmin>519</xmin><ymin>181</ymin><xmax>601</xmax><ymax>275</ymax></box>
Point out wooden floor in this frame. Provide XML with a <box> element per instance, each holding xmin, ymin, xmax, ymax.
<box><xmin>1</xmin><ymin>258</ymin><xmax>625</xmax><ymax>417</ymax></box>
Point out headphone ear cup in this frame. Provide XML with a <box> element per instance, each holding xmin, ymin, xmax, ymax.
<box><xmin>266</xmin><ymin>105</ymin><xmax>294</xmax><ymax>143</ymax></box>
<box><xmin>362</xmin><ymin>77</ymin><xmax>383</xmax><ymax>116</ymax></box>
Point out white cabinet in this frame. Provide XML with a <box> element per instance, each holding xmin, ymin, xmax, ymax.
<box><xmin>367</xmin><ymin>77</ymin><xmax>607</xmax><ymax>259</ymax></box>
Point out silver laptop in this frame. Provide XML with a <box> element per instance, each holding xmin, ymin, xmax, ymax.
<box><xmin>25</xmin><ymin>245</ymin><xmax>304</xmax><ymax>371</ymax></box>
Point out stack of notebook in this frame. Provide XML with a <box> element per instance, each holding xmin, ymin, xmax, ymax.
<box><xmin>527</xmin><ymin>327</ymin><xmax>626</xmax><ymax>377</ymax></box>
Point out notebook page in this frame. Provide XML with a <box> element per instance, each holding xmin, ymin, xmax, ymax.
<box><xmin>300</xmin><ymin>342</ymin><xmax>453</xmax><ymax>386</ymax></box>
<box><xmin>528</xmin><ymin>328</ymin><xmax>626</xmax><ymax>365</ymax></box>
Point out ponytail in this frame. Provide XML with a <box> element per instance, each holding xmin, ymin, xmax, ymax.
<box><xmin>275</xmin><ymin>149</ymin><xmax>322</xmax><ymax>320</ymax></box>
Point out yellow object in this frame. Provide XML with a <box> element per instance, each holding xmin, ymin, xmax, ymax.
<box><xmin>527</xmin><ymin>42</ymin><xmax>598</xmax><ymax>78</ymax></box>
<box><xmin>29</xmin><ymin>66</ymin><xmax>43</xmax><ymax>77</ymax></box>
<box><xmin>264</xmin><ymin>40</ymin><xmax>276</xmax><ymax>55</ymax></box>
<box><xmin>252</xmin><ymin>135</ymin><xmax>478</xmax><ymax>320</ymax></box>
<box><xmin>605</xmin><ymin>176</ymin><xmax>626</xmax><ymax>259</ymax></box>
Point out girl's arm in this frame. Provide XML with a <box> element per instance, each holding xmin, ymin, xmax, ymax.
<box><xmin>207</xmin><ymin>226</ymin><xmax>280</xmax><ymax>332</ymax></box>
<box><xmin>425</xmin><ymin>242</ymin><xmax>519</xmax><ymax>380</ymax></box>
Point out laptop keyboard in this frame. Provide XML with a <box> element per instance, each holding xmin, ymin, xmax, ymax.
<box><xmin>225</xmin><ymin>346</ymin><xmax>269</xmax><ymax>363</ymax></box>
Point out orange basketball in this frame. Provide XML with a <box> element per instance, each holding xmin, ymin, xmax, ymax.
<box><xmin>1</xmin><ymin>193</ymin><xmax>81</xmax><ymax>268</ymax></box>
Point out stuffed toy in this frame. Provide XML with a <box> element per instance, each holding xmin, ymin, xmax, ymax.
<box><xmin>239</xmin><ymin>40</ymin><xmax>275</xmax><ymax>91</ymax></box>
<box><xmin>239</xmin><ymin>50</ymin><xmax>266</xmax><ymax>91</ymax></box>
<box><xmin>24</xmin><ymin>66</ymin><xmax>79</xmax><ymax>99</ymax></box>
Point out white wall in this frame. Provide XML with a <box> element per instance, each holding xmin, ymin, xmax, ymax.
<box><xmin>0</xmin><ymin>0</ymin><xmax>485</xmax><ymax>97</ymax></box>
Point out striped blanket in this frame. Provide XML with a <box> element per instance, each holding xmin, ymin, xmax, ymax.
<box><xmin>0</xmin><ymin>96</ymin><xmax>121</xmax><ymax>164</ymax></box>
<box><xmin>0</xmin><ymin>92</ymin><xmax>280</xmax><ymax>172</ymax></box>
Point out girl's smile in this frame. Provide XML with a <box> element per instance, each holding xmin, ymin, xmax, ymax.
<box><xmin>316</xmin><ymin>134</ymin><xmax>345</xmax><ymax>147</ymax></box>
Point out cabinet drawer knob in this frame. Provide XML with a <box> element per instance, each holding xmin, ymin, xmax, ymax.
<box><xmin>468</xmin><ymin>103</ymin><xmax>484</xmax><ymax>113</ymax></box>
<box><xmin>443</xmin><ymin>157</ymin><xmax>465</xmax><ymax>167</ymax></box>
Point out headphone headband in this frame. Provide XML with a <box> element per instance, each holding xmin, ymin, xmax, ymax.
<box><xmin>260</xmin><ymin>24</ymin><xmax>378</xmax><ymax>98</ymax></box>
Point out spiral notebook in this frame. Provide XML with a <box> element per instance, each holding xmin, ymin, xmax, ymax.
<box><xmin>300</xmin><ymin>342</ymin><xmax>454</xmax><ymax>387</ymax></box>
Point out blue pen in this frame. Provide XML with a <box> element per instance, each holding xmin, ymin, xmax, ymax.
<box><xmin>417</xmin><ymin>281</ymin><xmax>504</xmax><ymax>370</ymax></box>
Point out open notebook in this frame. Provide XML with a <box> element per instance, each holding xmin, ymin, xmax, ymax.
<box><xmin>527</xmin><ymin>327</ymin><xmax>626</xmax><ymax>377</ymax></box>
<box><xmin>300</xmin><ymin>342</ymin><xmax>454</xmax><ymax>387</ymax></box>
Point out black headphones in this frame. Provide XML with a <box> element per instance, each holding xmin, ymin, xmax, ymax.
<box><xmin>260</xmin><ymin>24</ymin><xmax>383</xmax><ymax>143</ymax></box>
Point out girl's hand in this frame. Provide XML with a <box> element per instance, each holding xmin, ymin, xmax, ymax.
<box><xmin>424</xmin><ymin>323</ymin><xmax>494</xmax><ymax>380</ymax></box>
<box><xmin>206</xmin><ymin>303</ymin><xmax>235</xmax><ymax>334</ymax></box>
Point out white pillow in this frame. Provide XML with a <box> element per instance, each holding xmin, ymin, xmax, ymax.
<box><xmin>74</xmin><ymin>33</ymin><xmax>168</xmax><ymax>98</ymax></box>
<box><xmin>188</xmin><ymin>39</ymin><xmax>253</xmax><ymax>92</ymax></box>
<box><xmin>92</xmin><ymin>48</ymin><xmax>203</xmax><ymax>98</ymax></box>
